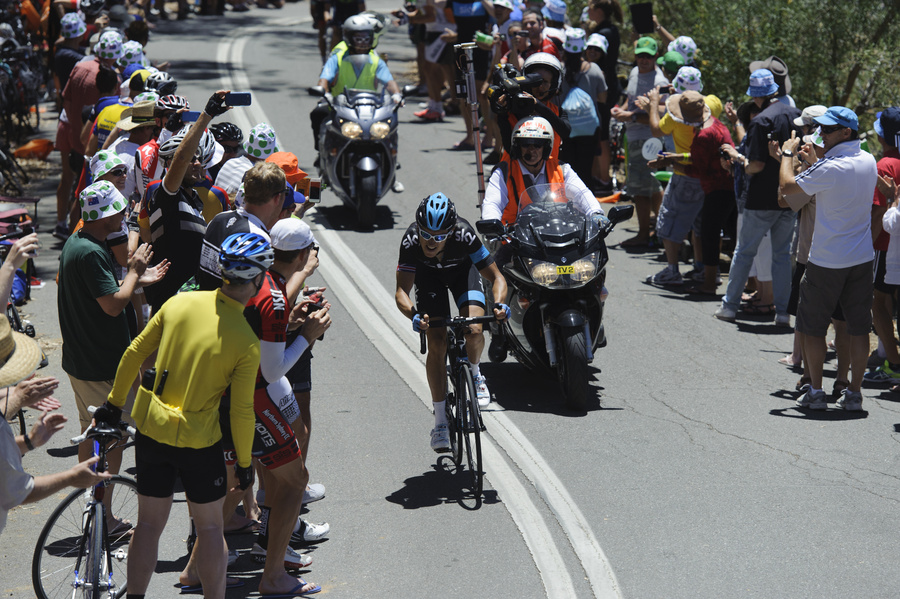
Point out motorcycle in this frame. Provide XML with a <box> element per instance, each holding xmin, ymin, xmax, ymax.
<box><xmin>477</xmin><ymin>184</ymin><xmax>633</xmax><ymax>410</ymax></box>
<box><xmin>310</xmin><ymin>85</ymin><xmax>414</xmax><ymax>228</ymax></box>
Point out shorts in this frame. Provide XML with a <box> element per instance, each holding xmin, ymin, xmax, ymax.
<box><xmin>69</xmin><ymin>377</ymin><xmax>135</xmax><ymax>429</ymax></box>
<box><xmin>134</xmin><ymin>432</ymin><xmax>227</xmax><ymax>504</ymax></box>
<box><xmin>796</xmin><ymin>260</ymin><xmax>873</xmax><ymax>337</ymax></box>
<box><xmin>332</xmin><ymin>2</ymin><xmax>362</xmax><ymax>27</ymax></box>
<box><xmin>311</xmin><ymin>0</ymin><xmax>326</xmax><ymax>25</ymax></box>
<box><xmin>410</xmin><ymin>23</ymin><xmax>427</xmax><ymax>44</ymax></box>
<box><xmin>55</xmin><ymin>118</ymin><xmax>84</xmax><ymax>156</ymax></box>
<box><xmin>415</xmin><ymin>264</ymin><xmax>486</xmax><ymax>318</ymax></box>
<box><xmin>424</xmin><ymin>31</ymin><xmax>454</xmax><ymax>64</ymax></box>
<box><xmin>625</xmin><ymin>138</ymin><xmax>662</xmax><ymax>197</ymax></box>
<box><xmin>287</xmin><ymin>348</ymin><xmax>313</xmax><ymax>394</ymax></box>
<box><xmin>655</xmin><ymin>174</ymin><xmax>705</xmax><ymax>243</ymax></box>
<box><xmin>788</xmin><ymin>262</ymin><xmax>843</xmax><ymax>320</ymax></box>
<box><xmin>874</xmin><ymin>249</ymin><xmax>896</xmax><ymax>294</ymax></box>
<box><xmin>220</xmin><ymin>385</ymin><xmax>301</xmax><ymax>470</ymax></box>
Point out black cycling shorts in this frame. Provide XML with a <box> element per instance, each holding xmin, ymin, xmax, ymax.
<box><xmin>134</xmin><ymin>432</ymin><xmax>227</xmax><ymax>504</ymax></box>
<box><xmin>287</xmin><ymin>347</ymin><xmax>313</xmax><ymax>394</ymax></box>
<box><xmin>415</xmin><ymin>264</ymin><xmax>486</xmax><ymax>318</ymax></box>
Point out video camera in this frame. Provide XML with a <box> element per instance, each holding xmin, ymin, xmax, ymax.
<box><xmin>486</xmin><ymin>64</ymin><xmax>544</xmax><ymax>115</ymax></box>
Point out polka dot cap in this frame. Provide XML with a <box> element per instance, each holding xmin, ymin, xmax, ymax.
<box><xmin>233</xmin><ymin>183</ymin><xmax>246</xmax><ymax>209</ymax></box>
<box><xmin>668</xmin><ymin>36</ymin><xmax>697</xmax><ymax>64</ymax></box>
<box><xmin>118</xmin><ymin>41</ymin><xmax>144</xmax><ymax>67</ymax></box>
<box><xmin>95</xmin><ymin>30</ymin><xmax>124</xmax><ymax>61</ymax></box>
<box><xmin>243</xmin><ymin>123</ymin><xmax>279</xmax><ymax>159</ymax></box>
<box><xmin>134</xmin><ymin>91</ymin><xmax>159</xmax><ymax>104</ymax></box>
<box><xmin>89</xmin><ymin>150</ymin><xmax>126</xmax><ymax>180</ymax></box>
<box><xmin>586</xmin><ymin>33</ymin><xmax>608</xmax><ymax>54</ymax></box>
<box><xmin>563</xmin><ymin>28</ymin><xmax>586</xmax><ymax>55</ymax></box>
<box><xmin>673</xmin><ymin>66</ymin><xmax>703</xmax><ymax>93</ymax></box>
<box><xmin>79</xmin><ymin>180</ymin><xmax>127</xmax><ymax>222</ymax></box>
<box><xmin>60</xmin><ymin>13</ymin><xmax>86</xmax><ymax>39</ymax></box>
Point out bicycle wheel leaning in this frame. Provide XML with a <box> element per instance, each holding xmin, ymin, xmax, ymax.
<box><xmin>459</xmin><ymin>365</ymin><xmax>483</xmax><ymax>497</ymax></box>
<box><xmin>33</xmin><ymin>476</ymin><xmax>139</xmax><ymax>599</ymax></box>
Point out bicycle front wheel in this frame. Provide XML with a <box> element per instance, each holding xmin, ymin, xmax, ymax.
<box><xmin>84</xmin><ymin>503</ymin><xmax>104</xmax><ymax>599</ymax></box>
<box><xmin>33</xmin><ymin>476</ymin><xmax>138</xmax><ymax>599</ymax></box>
<box><xmin>459</xmin><ymin>365</ymin><xmax>484</xmax><ymax>497</ymax></box>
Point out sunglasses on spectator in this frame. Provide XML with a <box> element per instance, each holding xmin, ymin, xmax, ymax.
<box><xmin>108</xmin><ymin>167</ymin><xmax>127</xmax><ymax>177</ymax></box>
<box><xmin>819</xmin><ymin>124</ymin><xmax>847</xmax><ymax>134</ymax></box>
<box><xmin>418</xmin><ymin>228</ymin><xmax>450</xmax><ymax>242</ymax></box>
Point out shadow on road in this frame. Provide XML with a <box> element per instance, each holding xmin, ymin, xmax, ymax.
<box><xmin>769</xmin><ymin>407</ymin><xmax>868</xmax><ymax>420</ymax></box>
<box><xmin>385</xmin><ymin>460</ymin><xmax>500</xmax><ymax>511</ymax></box>
<box><xmin>480</xmin><ymin>362</ymin><xmax>609</xmax><ymax>416</ymax></box>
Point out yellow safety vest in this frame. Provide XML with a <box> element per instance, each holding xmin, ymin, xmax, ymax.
<box><xmin>332</xmin><ymin>46</ymin><xmax>379</xmax><ymax>96</ymax></box>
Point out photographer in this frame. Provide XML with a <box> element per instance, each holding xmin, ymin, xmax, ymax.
<box><xmin>498</xmin><ymin>20</ymin><xmax>528</xmax><ymax>70</ymax></box>
<box><xmin>489</xmin><ymin>52</ymin><xmax>571</xmax><ymax>158</ymax></box>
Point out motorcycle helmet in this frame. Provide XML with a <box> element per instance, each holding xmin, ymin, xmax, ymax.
<box><xmin>218</xmin><ymin>233</ymin><xmax>274</xmax><ymax>283</ymax></box>
<box><xmin>146</xmin><ymin>71</ymin><xmax>177</xmax><ymax>96</ymax></box>
<box><xmin>510</xmin><ymin>116</ymin><xmax>554</xmax><ymax>161</ymax></box>
<box><xmin>416</xmin><ymin>192</ymin><xmax>457</xmax><ymax>232</ymax></box>
<box><xmin>343</xmin><ymin>15</ymin><xmax>374</xmax><ymax>53</ymax></box>
<box><xmin>361</xmin><ymin>11</ymin><xmax>387</xmax><ymax>48</ymax></box>
<box><xmin>523</xmin><ymin>52</ymin><xmax>564</xmax><ymax>96</ymax></box>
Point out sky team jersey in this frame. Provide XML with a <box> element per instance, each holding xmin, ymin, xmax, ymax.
<box><xmin>397</xmin><ymin>217</ymin><xmax>493</xmax><ymax>274</ymax></box>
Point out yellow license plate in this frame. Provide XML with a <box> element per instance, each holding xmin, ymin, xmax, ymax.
<box><xmin>556</xmin><ymin>265</ymin><xmax>574</xmax><ymax>275</ymax></box>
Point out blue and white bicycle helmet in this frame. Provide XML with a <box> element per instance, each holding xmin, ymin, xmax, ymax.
<box><xmin>415</xmin><ymin>192</ymin><xmax>457</xmax><ymax>232</ymax></box>
<box><xmin>218</xmin><ymin>232</ymin><xmax>274</xmax><ymax>282</ymax></box>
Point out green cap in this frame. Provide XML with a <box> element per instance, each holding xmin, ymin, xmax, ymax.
<box><xmin>657</xmin><ymin>50</ymin><xmax>685</xmax><ymax>74</ymax></box>
<box><xmin>635</xmin><ymin>36</ymin><xmax>658</xmax><ymax>56</ymax></box>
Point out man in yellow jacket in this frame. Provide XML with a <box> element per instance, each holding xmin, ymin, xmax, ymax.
<box><xmin>94</xmin><ymin>232</ymin><xmax>273</xmax><ymax>599</ymax></box>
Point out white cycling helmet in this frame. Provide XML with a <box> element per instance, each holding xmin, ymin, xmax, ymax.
<box><xmin>510</xmin><ymin>116</ymin><xmax>554</xmax><ymax>161</ymax></box>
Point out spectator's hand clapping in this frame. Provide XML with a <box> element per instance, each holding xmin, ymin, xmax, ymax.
<box><xmin>138</xmin><ymin>259</ymin><xmax>169</xmax><ymax>287</ymax></box>
<box><xmin>127</xmin><ymin>243</ymin><xmax>153</xmax><ymax>278</ymax></box>
<box><xmin>10</xmin><ymin>376</ymin><xmax>59</xmax><ymax>410</ymax></box>
<box><xmin>877</xmin><ymin>174</ymin><xmax>899</xmax><ymax>207</ymax></box>
<box><xmin>724</xmin><ymin>101</ymin><xmax>738</xmax><ymax>124</ymax></box>
<box><xmin>28</xmin><ymin>411</ymin><xmax>67</xmax><ymax>449</ymax></box>
<box><xmin>634</xmin><ymin>96</ymin><xmax>650</xmax><ymax>111</ymax></box>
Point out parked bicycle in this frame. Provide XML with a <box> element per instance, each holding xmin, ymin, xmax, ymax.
<box><xmin>421</xmin><ymin>314</ymin><xmax>496</xmax><ymax>498</ymax></box>
<box><xmin>32</xmin><ymin>409</ymin><xmax>138</xmax><ymax>599</ymax></box>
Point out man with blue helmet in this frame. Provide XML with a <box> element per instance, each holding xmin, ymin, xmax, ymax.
<box><xmin>395</xmin><ymin>193</ymin><xmax>509</xmax><ymax>452</ymax></box>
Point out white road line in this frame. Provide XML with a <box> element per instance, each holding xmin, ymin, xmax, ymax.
<box><xmin>217</xmin><ymin>22</ymin><xmax>621</xmax><ymax>598</ymax></box>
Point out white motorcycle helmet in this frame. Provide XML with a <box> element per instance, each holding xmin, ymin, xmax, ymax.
<box><xmin>510</xmin><ymin>116</ymin><xmax>554</xmax><ymax>162</ymax></box>
<box><xmin>523</xmin><ymin>52</ymin><xmax>564</xmax><ymax>97</ymax></box>
<box><xmin>343</xmin><ymin>15</ymin><xmax>375</xmax><ymax>53</ymax></box>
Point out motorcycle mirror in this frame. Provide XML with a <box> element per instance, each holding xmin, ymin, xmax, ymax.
<box><xmin>606</xmin><ymin>205</ymin><xmax>634</xmax><ymax>225</ymax></box>
<box><xmin>401</xmin><ymin>84</ymin><xmax>419</xmax><ymax>98</ymax></box>
<box><xmin>476</xmin><ymin>219</ymin><xmax>505</xmax><ymax>237</ymax></box>
<box><xmin>308</xmin><ymin>86</ymin><xmax>327</xmax><ymax>98</ymax></box>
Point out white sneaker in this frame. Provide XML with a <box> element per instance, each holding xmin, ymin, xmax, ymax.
<box><xmin>296</xmin><ymin>519</ymin><xmax>330</xmax><ymax>542</ymax></box>
<box><xmin>303</xmin><ymin>483</ymin><xmax>325</xmax><ymax>504</ymax></box>
<box><xmin>645</xmin><ymin>266</ymin><xmax>683</xmax><ymax>286</ymax></box>
<box><xmin>714</xmin><ymin>306</ymin><xmax>736</xmax><ymax>322</ymax></box>
<box><xmin>431</xmin><ymin>424</ymin><xmax>451</xmax><ymax>453</ymax></box>
<box><xmin>473</xmin><ymin>374</ymin><xmax>490</xmax><ymax>408</ymax></box>
<box><xmin>392</xmin><ymin>179</ymin><xmax>405</xmax><ymax>193</ymax></box>
<box><xmin>250</xmin><ymin>543</ymin><xmax>313</xmax><ymax>569</ymax></box>
<box><xmin>775</xmin><ymin>313</ymin><xmax>791</xmax><ymax>327</ymax></box>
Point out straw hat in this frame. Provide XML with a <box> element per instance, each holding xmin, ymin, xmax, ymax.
<box><xmin>0</xmin><ymin>316</ymin><xmax>42</xmax><ymax>388</ymax></box>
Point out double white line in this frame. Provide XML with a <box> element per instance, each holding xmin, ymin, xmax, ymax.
<box><xmin>215</xmin><ymin>21</ymin><xmax>622</xmax><ymax>598</ymax></box>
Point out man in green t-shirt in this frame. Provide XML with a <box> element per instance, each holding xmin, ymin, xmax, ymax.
<box><xmin>57</xmin><ymin>180</ymin><xmax>168</xmax><ymax>470</ymax></box>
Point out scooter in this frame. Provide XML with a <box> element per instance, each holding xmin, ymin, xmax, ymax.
<box><xmin>477</xmin><ymin>184</ymin><xmax>633</xmax><ymax>410</ymax></box>
<box><xmin>310</xmin><ymin>85</ymin><xmax>414</xmax><ymax>228</ymax></box>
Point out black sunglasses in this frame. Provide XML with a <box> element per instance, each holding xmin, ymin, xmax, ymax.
<box><xmin>820</xmin><ymin>124</ymin><xmax>846</xmax><ymax>134</ymax></box>
<box><xmin>108</xmin><ymin>167</ymin><xmax>128</xmax><ymax>176</ymax></box>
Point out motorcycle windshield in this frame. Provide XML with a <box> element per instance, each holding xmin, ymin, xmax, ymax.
<box><xmin>514</xmin><ymin>183</ymin><xmax>599</xmax><ymax>248</ymax></box>
<box><xmin>517</xmin><ymin>183</ymin><xmax>594</xmax><ymax>220</ymax></box>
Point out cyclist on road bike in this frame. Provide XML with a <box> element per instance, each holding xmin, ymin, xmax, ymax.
<box><xmin>395</xmin><ymin>193</ymin><xmax>509</xmax><ymax>452</ymax></box>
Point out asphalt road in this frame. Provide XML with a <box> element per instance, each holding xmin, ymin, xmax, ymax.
<box><xmin>5</xmin><ymin>4</ymin><xmax>900</xmax><ymax>598</ymax></box>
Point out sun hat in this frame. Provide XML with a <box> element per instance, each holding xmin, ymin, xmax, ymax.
<box><xmin>95</xmin><ymin>29</ymin><xmax>124</xmax><ymax>61</ymax></box>
<box><xmin>494</xmin><ymin>0</ymin><xmax>515</xmax><ymax>10</ymax></box>
<box><xmin>657</xmin><ymin>50</ymin><xmax>685</xmax><ymax>75</ymax></box>
<box><xmin>266</xmin><ymin>151</ymin><xmax>308</xmax><ymax>185</ymax></box>
<box><xmin>107</xmin><ymin>4</ymin><xmax>135</xmax><ymax>29</ymax></box>
<box><xmin>814</xmin><ymin>106</ymin><xmax>858</xmax><ymax>131</ymax></box>
<box><xmin>634</xmin><ymin>36</ymin><xmax>657</xmax><ymax>56</ymax></box>
<box><xmin>133</xmin><ymin>90</ymin><xmax>158</xmax><ymax>104</ymax></box>
<box><xmin>749</xmin><ymin>55</ymin><xmax>791</xmax><ymax>95</ymax></box>
<box><xmin>672</xmin><ymin>66</ymin><xmax>703</xmax><ymax>93</ymax></box>
<box><xmin>271</xmin><ymin>217</ymin><xmax>315</xmax><ymax>251</ymax></box>
<box><xmin>0</xmin><ymin>314</ymin><xmax>42</xmax><ymax>388</ymax></box>
<box><xmin>244</xmin><ymin>123</ymin><xmax>280</xmax><ymax>159</ymax></box>
<box><xmin>585</xmin><ymin>33</ymin><xmax>608</xmax><ymax>54</ymax></box>
<box><xmin>79</xmin><ymin>180</ymin><xmax>127</xmax><ymax>222</ymax></box>
<box><xmin>793</xmin><ymin>105</ymin><xmax>827</xmax><ymax>128</ymax></box>
<box><xmin>746</xmin><ymin>68</ymin><xmax>778</xmax><ymax>97</ymax></box>
<box><xmin>541</xmin><ymin>0</ymin><xmax>566</xmax><ymax>22</ymax></box>
<box><xmin>60</xmin><ymin>13</ymin><xmax>86</xmax><ymax>39</ymax></box>
<box><xmin>233</xmin><ymin>183</ymin><xmax>246</xmax><ymax>209</ymax></box>
<box><xmin>803</xmin><ymin>127</ymin><xmax>824</xmax><ymax>148</ymax></box>
<box><xmin>704</xmin><ymin>94</ymin><xmax>722</xmax><ymax>119</ymax></box>
<box><xmin>89</xmin><ymin>150</ymin><xmax>127</xmax><ymax>180</ymax></box>
<box><xmin>665</xmin><ymin>91</ymin><xmax>710</xmax><ymax>127</ymax></box>
<box><xmin>667</xmin><ymin>36</ymin><xmax>697</xmax><ymax>64</ymax></box>
<box><xmin>874</xmin><ymin>107</ymin><xmax>900</xmax><ymax>148</ymax></box>
<box><xmin>116</xmin><ymin>100</ymin><xmax>157</xmax><ymax>131</ymax></box>
<box><xmin>562</xmin><ymin>28</ymin><xmax>586</xmax><ymax>54</ymax></box>
<box><xmin>118</xmin><ymin>40</ymin><xmax>144</xmax><ymax>68</ymax></box>
<box><xmin>579</xmin><ymin>6</ymin><xmax>588</xmax><ymax>23</ymax></box>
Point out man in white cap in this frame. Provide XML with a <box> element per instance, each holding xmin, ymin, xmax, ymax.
<box><xmin>57</xmin><ymin>181</ymin><xmax>168</xmax><ymax>474</ymax></box>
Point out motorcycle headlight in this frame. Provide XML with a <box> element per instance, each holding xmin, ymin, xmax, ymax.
<box><xmin>370</xmin><ymin>121</ymin><xmax>390</xmax><ymax>140</ymax></box>
<box><xmin>340</xmin><ymin>121</ymin><xmax>362</xmax><ymax>139</ymax></box>
<box><xmin>528</xmin><ymin>260</ymin><xmax>559</xmax><ymax>286</ymax></box>
<box><xmin>570</xmin><ymin>252</ymin><xmax>599</xmax><ymax>283</ymax></box>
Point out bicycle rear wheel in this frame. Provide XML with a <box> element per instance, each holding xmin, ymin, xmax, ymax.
<box><xmin>459</xmin><ymin>365</ymin><xmax>484</xmax><ymax>497</ymax></box>
<box><xmin>33</xmin><ymin>476</ymin><xmax>138</xmax><ymax>599</ymax></box>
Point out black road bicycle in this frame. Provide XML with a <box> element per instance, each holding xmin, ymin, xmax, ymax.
<box><xmin>421</xmin><ymin>315</ymin><xmax>496</xmax><ymax>498</ymax></box>
<box><xmin>32</xmin><ymin>411</ymin><xmax>138</xmax><ymax>599</ymax></box>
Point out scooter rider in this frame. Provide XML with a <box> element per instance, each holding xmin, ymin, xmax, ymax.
<box><xmin>309</xmin><ymin>14</ymin><xmax>403</xmax><ymax>190</ymax></box>
<box><xmin>395</xmin><ymin>193</ymin><xmax>508</xmax><ymax>452</ymax></box>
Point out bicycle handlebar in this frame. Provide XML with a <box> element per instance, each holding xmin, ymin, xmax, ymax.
<box><xmin>418</xmin><ymin>315</ymin><xmax>499</xmax><ymax>354</ymax></box>
<box><xmin>70</xmin><ymin>405</ymin><xmax>136</xmax><ymax>444</ymax></box>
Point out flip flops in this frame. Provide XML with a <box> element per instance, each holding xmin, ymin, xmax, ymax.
<box><xmin>741</xmin><ymin>302</ymin><xmax>774</xmax><ymax>316</ymax></box>
<box><xmin>260</xmin><ymin>579</ymin><xmax>321</xmax><ymax>598</ymax></box>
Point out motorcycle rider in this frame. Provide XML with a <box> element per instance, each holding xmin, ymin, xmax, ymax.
<box><xmin>310</xmin><ymin>14</ymin><xmax>404</xmax><ymax>191</ymax></box>
<box><xmin>395</xmin><ymin>193</ymin><xmax>509</xmax><ymax>452</ymax></box>
<box><xmin>482</xmin><ymin>116</ymin><xmax>607</xmax><ymax>360</ymax></box>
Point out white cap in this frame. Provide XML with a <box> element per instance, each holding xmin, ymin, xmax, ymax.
<box><xmin>271</xmin><ymin>218</ymin><xmax>314</xmax><ymax>251</ymax></box>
